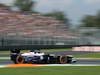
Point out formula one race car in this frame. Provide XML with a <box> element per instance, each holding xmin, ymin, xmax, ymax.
<box><xmin>10</xmin><ymin>49</ymin><xmax>76</xmax><ymax>64</ymax></box>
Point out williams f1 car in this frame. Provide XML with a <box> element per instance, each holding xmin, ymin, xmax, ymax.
<box><xmin>10</xmin><ymin>49</ymin><xmax>76</xmax><ymax>64</ymax></box>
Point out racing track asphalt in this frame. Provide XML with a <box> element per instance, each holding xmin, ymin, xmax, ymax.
<box><xmin>1</xmin><ymin>59</ymin><xmax>100</xmax><ymax>65</ymax></box>
<box><xmin>0</xmin><ymin>51</ymin><xmax>100</xmax><ymax>65</ymax></box>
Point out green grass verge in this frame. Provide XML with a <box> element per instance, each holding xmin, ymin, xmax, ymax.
<box><xmin>0</xmin><ymin>66</ymin><xmax>100</xmax><ymax>75</ymax></box>
<box><xmin>0</xmin><ymin>48</ymin><xmax>71</xmax><ymax>54</ymax></box>
<box><xmin>75</xmin><ymin>53</ymin><xmax>100</xmax><ymax>58</ymax></box>
<box><xmin>0</xmin><ymin>51</ymin><xmax>10</xmax><ymax>54</ymax></box>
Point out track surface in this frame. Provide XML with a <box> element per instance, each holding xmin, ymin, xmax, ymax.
<box><xmin>0</xmin><ymin>59</ymin><xmax>100</xmax><ymax>65</ymax></box>
<box><xmin>0</xmin><ymin>51</ymin><xmax>100</xmax><ymax>65</ymax></box>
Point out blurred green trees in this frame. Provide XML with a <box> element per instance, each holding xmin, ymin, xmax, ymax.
<box><xmin>44</xmin><ymin>11</ymin><xmax>70</xmax><ymax>25</ymax></box>
<box><xmin>81</xmin><ymin>11</ymin><xmax>100</xmax><ymax>28</ymax></box>
<box><xmin>14</xmin><ymin>0</ymin><xmax>35</xmax><ymax>12</ymax></box>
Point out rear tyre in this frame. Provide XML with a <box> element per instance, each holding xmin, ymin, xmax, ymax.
<box><xmin>16</xmin><ymin>56</ymin><xmax>24</xmax><ymax>64</ymax></box>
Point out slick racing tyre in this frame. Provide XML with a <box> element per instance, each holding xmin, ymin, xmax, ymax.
<box><xmin>59</xmin><ymin>56</ymin><xmax>67</xmax><ymax>64</ymax></box>
<box><xmin>16</xmin><ymin>56</ymin><xmax>24</xmax><ymax>64</ymax></box>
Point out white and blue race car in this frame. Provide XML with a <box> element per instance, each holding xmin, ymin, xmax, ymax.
<box><xmin>10</xmin><ymin>49</ymin><xmax>76</xmax><ymax>64</ymax></box>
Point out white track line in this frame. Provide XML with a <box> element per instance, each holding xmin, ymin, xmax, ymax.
<box><xmin>0</xmin><ymin>65</ymin><xmax>6</xmax><ymax>68</ymax></box>
<box><xmin>0</xmin><ymin>64</ymin><xmax>100</xmax><ymax>68</ymax></box>
<box><xmin>44</xmin><ymin>64</ymin><xmax>100</xmax><ymax>66</ymax></box>
<box><xmin>45</xmin><ymin>64</ymin><xmax>100</xmax><ymax>66</ymax></box>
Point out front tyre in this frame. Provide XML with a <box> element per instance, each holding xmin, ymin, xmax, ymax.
<box><xmin>59</xmin><ymin>56</ymin><xmax>67</xmax><ymax>64</ymax></box>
